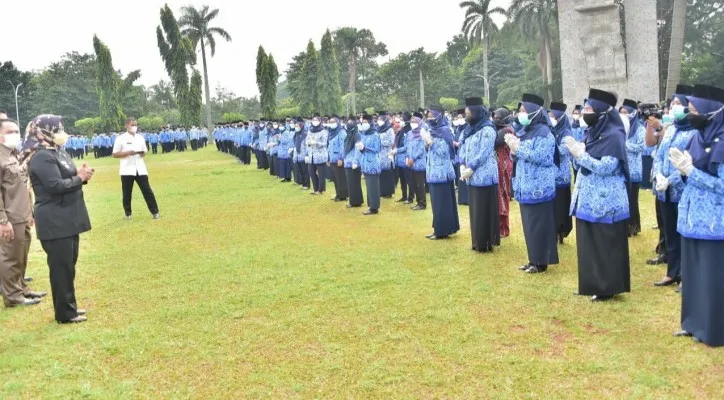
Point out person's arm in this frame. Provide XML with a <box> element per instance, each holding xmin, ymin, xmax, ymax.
<box><xmin>112</xmin><ymin>135</ymin><xmax>135</xmax><ymax>158</ymax></box>
<box><xmin>31</xmin><ymin>152</ymin><xmax>88</xmax><ymax>194</ymax></box>
<box><xmin>466</xmin><ymin>128</ymin><xmax>495</xmax><ymax>171</ymax></box>
<box><xmin>0</xmin><ymin>163</ymin><xmax>12</xmax><ymax>241</ymax></box>
<box><xmin>575</xmin><ymin>154</ymin><xmax>621</xmax><ymax>176</ymax></box>
<box><xmin>645</xmin><ymin>117</ymin><xmax>663</xmax><ymax>147</ymax></box>
<box><xmin>138</xmin><ymin>137</ymin><xmax>148</xmax><ymax>158</ymax></box>
<box><xmin>516</xmin><ymin>136</ymin><xmax>555</xmax><ymax>166</ymax></box>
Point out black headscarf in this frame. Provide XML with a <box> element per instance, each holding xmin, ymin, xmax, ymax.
<box><xmin>583</xmin><ymin>98</ymin><xmax>630</xmax><ymax>181</ymax></box>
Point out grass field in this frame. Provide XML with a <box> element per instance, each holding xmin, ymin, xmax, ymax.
<box><xmin>1</xmin><ymin>146</ymin><xmax>722</xmax><ymax>399</ymax></box>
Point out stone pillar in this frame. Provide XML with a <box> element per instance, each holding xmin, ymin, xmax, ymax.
<box><xmin>625</xmin><ymin>0</ymin><xmax>660</xmax><ymax>103</ymax></box>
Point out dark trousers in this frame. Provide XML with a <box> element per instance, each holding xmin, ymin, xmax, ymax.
<box><xmin>121</xmin><ymin>174</ymin><xmax>159</xmax><ymax>216</ymax></box>
<box><xmin>365</xmin><ymin>174</ymin><xmax>381</xmax><ymax>211</ymax></box>
<box><xmin>191</xmin><ymin>139</ymin><xmax>199</xmax><ymax>151</ymax></box>
<box><xmin>41</xmin><ymin>235</ymin><xmax>80</xmax><ymax>322</ymax></box>
<box><xmin>395</xmin><ymin>167</ymin><xmax>410</xmax><ymax>200</ymax></box>
<box><xmin>242</xmin><ymin>147</ymin><xmax>251</xmax><ymax>164</ymax></box>
<box><xmin>296</xmin><ymin>162</ymin><xmax>310</xmax><ymax>187</ymax></box>
<box><xmin>655</xmin><ymin>199</ymin><xmax>666</xmax><ymax>256</ymax></box>
<box><xmin>330</xmin><ymin>163</ymin><xmax>348</xmax><ymax>200</ymax></box>
<box><xmin>309</xmin><ymin>163</ymin><xmax>327</xmax><ymax>193</ymax></box>
<box><xmin>151</xmin><ymin>143</ymin><xmax>158</xmax><ymax>154</ymax></box>
<box><xmin>662</xmin><ymin>200</ymin><xmax>681</xmax><ymax>279</ymax></box>
<box><xmin>412</xmin><ymin>170</ymin><xmax>427</xmax><ymax>207</ymax></box>
<box><xmin>279</xmin><ymin>158</ymin><xmax>292</xmax><ymax>180</ymax></box>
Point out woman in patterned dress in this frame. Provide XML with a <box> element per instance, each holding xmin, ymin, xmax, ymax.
<box><xmin>493</xmin><ymin>108</ymin><xmax>514</xmax><ymax>238</ymax></box>
<box><xmin>566</xmin><ymin>88</ymin><xmax>631</xmax><ymax>302</ymax></box>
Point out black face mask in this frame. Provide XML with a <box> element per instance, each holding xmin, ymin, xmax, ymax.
<box><xmin>686</xmin><ymin>113</ymin><xmax>709</xmax><ymax>130</ymax></box>
<box><xmin>346</xmin><ymin>123</ymin><xmax>356</xmax><ymax>131</ymax></box>
<box><xmin>582</xmin><ymin>112</ymin><xmax>599</xmax><ymax>127</ymax></box>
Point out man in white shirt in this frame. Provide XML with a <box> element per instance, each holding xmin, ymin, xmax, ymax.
<box><xmin>113</xmin><ymin>118</ymin><xmax>160</xmax><ymax>220</ymax></box>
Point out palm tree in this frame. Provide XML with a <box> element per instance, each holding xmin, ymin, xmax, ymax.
<box><xmin>507</xmin><ymin>0</ymin><xmax>557</xmax><ymax>102</ymax></box>
<box><xmin>333</xmin><ymin>27</ymin><xmax>388</xmax><ymax>115</ymax></box>
<box><xmin>460</xmin><ymin>0</ymin><xmax>506</xmax><ymax>104</ymax></box>
<box><xmin>665</xmin><ymin>0</ymin><xmax>687</xmax><ymax>98</ymax></box>
<box><xmin>179</xmin><ymin>5</ymin><xmax>231</xmax><ymax>130</ymax></box>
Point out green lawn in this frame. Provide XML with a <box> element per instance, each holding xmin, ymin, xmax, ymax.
<box><xmin>1</xmin><ymin>147</ymin><xmax>722</xmax><ymax>399</ymax></box>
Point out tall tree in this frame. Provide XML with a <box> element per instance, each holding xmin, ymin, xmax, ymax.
<box><xmin>0</xmin><ymin>61</ymin><xmax>35</xmax><ymax>125</ymax></box>
<box><xmin>459</xmin><ymin>0</ymin><xmax>506</xmax><ymax>104</ymax></box>
<box><xmin>664</xmin><ymin>0</ymin><xmax>687</xmax><ymax>98</ymax></box>
<box><xmin>261</xmin><ymin>54</ymin><xmax>279</xmax><ymax>118</ymax></box>
<box><xmin>157</xmin><ymin>4</ymin><xmax>197</xmax><ymax>126</ymax></box>
<box><xmin>286</xmin><ymin>50</ymin><xmax>307</xmax><ymax>107</ymax></box>
<box><xmin>256</xmin><ymin>46</ymin><xmax>267</xmax><ymax>94</ymax></box>
<box><xmin>316</xmin><ymin>30</ymin><xmax>343</xmax><ymax>115</ymax></box>
<box><xmin>332</xmin><ymin>28</ymin><xmax>388</xmax><ymax>114</ymax></box>
<box><xmin>92</xmin><ymin>35</ymin><xmax>125</xmax><ymax>132</ymax></box>
<box><xmin>300</xmin><ymin>40</ymin><xmax>319</xmax><ymax>115</ymax></box>
<box><xmin>507</xmin><ymin>0</ymin><xmax>557</xmax><ymax>102</ymax></box>
<box><xmin>179</xmin><ymin>5</ymin><xmax>231</xmax><ymax>130</ymax></box>
<box><xmin>189</xmin><ymin>70</ymin><xmax>203</xmax><ymax>126</ymax></box>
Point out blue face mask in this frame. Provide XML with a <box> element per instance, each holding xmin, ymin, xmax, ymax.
<box><xmin>671</xmin><ymin>104</ymin><xmax>687</xmax><ymax>121</ymax></box>
<box><xmin>360</xmin><ymin>123</ymin><xmax>370</xmax><ymax>132</ymax></box>
<box><xmin>518</xmin><ymin>109</ymin><xmax>540</xmax><ymax>126</ymax></box>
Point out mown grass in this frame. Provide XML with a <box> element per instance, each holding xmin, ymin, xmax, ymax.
<box><xmin>1</xmin><ymin>147</ymin><xmax>722</xmax><ymax>399</ymax></box>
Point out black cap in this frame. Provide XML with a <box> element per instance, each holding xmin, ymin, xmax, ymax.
<box><xmin>465</xmin><ymin>97</ymin><xmax>484</xmax><ymax>107</ymax></box>
<box><xmin>330</xmin><ymin>114</ymin><xmax>340</xmax><ymax>120</ymax></box>
<box><xmin>574</xmin><ymin>105</ymin><xmax>582</xmax><ymax>112</ymax></box>
<box><xmin>361</xmin><ymin>113</ymin><xmax>373</xmax><ymax>122</ymax></box>
<box><xmin>691</xmin><ymin>84</ymin><xmax>724</xmax><ymax>103</ymax></box>
<box><xmin>429</xmin><ymin>104</ymin><xmax>444</xmax><ymax>113</ymax></box>
<box><xmin>588</xmin><ymin>89</ymin><xmax>618</xmax><ymax>108</ymax></box>
<box><xmin>402</xmin><ymin>112</ymin><xmax>412</xmax><ymax>122</ymax></box>
<box><xmin>413</xmin><ymin>111</ymin><xmax>424</xmax><ymax>120</ymax></box>
<box><xmin>622</xmin><ymin>99</ymin><xmax>638</xmax><ymax>109</ymax></box>
<box><xmin>377</xmin><ymin>110</ymin><xmax>388</xmax><ymax>116</ymax></box>
<box><xmin>313</xmin><ymin>113</ymin><xmax>321</xmax><ymax>118</ymax></box>
<box><xmin>521</xmin><ymin>93</ymin><xmax>544</xmax><ymax>107</ymax></box>
<box><xmin>549</xmin><ymin>102</ymin><xmax>567</xmax><ymax>112</ymax></box>
<box><xmin>674</xmin><ymin>84</ymin><xmax>694</xmax><ymax>96</ymax></box>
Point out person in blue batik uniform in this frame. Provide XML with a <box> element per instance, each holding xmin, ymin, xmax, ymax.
<box><xmin>670</xmin><ymin>84</ymin><xmax>724</xmax><ymax>347</ymax></box>
<box><xmin>424</xmin><ymin>105</ymin><xmax>460</xmax><ymax>240</ymax></box>
<box><xmin>327</xmin><ymin>115</ymin><xmax>348</xmax><ymax>202</ymax></box>
<box><xmin>650</xmin><ymin>85</ymin><xmax>698</xmax><ymax>288</ymax></box>
<box><xmin>306</xmin><ymin>113</ymin><xmax>329</xmax><ymax>195</ymax></box>
<box><xmin>357</xmin><ymin>114</ymin><xmax>381</xmax><ymax>215</ymax></box>
<box><xmin>277</xmin><ymin>121</ymin><xmax>294</xmax><ymax>182</ymax></box>
<box><xmin>376</xmin><ymin>112</ymin><xmax>396</xmax><ymax>198</ymax></box>
<box><xmin>619</xmin><ymin>99</ymin><xmax>645</xmax><ymax>236</ymax></box>
<box><xmin>391</xmin><ymin>113</ymin><xmax>413</xmax><ymax>204</ymax></box>
<box><xmin>504</xmin><ymin>93</ymin><xmax>559</xmax><ymax>274</ymax></box>
<box><xmin>548</xmin><ymin>102</ymin><xmax>574</xmax><ymax>244</ymax></box>
<box><xmin>406</xmin><ymin>112</ymin><xmax>428</xmax><ymax>210</ymax></box>
<box><xmin>566</xmin><ymin>88</ymin><xmax>631</xmax><ymax>302</ymax></box>
<box><xmin>453</xmin><ymin>108</ymin><xmax>470</xmax><ymax>205</ymax></box>
<box><xmin>459</xmin><ymin>97</ymin><xmax>499</xmax><ymax>252</ymax></box>
<box><xmin>292</xmin><ymin>118</ymin><xmax>310</xmax><ymax>189</ymax></box>
<box><xmin>342</xmin><ymin>116</ymin><xmax>363</xmax><ymax>208</ymax></box>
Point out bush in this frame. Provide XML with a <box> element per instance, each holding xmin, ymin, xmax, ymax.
<box><xmin>74</xmin><ymin>117</ymin><xmax>103</xmax><ymax>135</ymax></box>
<box><xmin>137</xmin><ymin>116</ymin><xmax>165</xmax><ymax>131</ymax></box>
<box><xmin>439</xmin><ymin>97</ymin><xmax>459</xmax><ymax>112</ymax></box>
<box><xmin>223</xmin><ymin>112</ymin><xmax>246</xmax><ymax>123</ymax></box>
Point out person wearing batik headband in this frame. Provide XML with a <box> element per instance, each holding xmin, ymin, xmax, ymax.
<box><xmin>459</xmin><ymin>97</ymin><xmax>499</xmax><ymax>252</ymax></box>
<box><xmin>390</xmin><ymin>112</ymin><xmax>413</xmax><ymax>204</ymax></box>
<box><xmin>306</xmin><ymin>113</ymin><xmax>329</xmax><ymax>196</ymax></box>
<box><xmin>375</xmin><ymin>112</ymin><xmax>396</xmax><ymax>199</ymax></box>
<box><xmin>292</xmin><ymin>117</ymin><xmax>310</xmax><ymax>189</ymax></box>
<box><xmin>504</xmin><ymin>93</ymin><xmax>559</xmax><ymax>274</ymax></box>
<box><xmin>452</xmin><ymin>108</ymin><xmax>469</xmax><ymax>206</ymax></box>
<box><xmin>326</xmin><ymin>114</ymin><xmax>348</xmax><ymax>202</ymax></box>
<box><xmin>423</xmin><ymin>105</ymin><xmax>460</xmax><ymax>240</ymax></box>
<box><xmin>564</xmin><ymin>89</ymin><xmax>631</xmax><ymax>302</ymax></box>
<box><xmin>548</xmin><ymin>102</ymin><xmax>573</xmax><ymax>245</ymax></box>
<box><xmin>649</xmin><ymin>84</ymin><xmax>698</xmax><ymax>289</ymax></box>
<box><xmin>27</xmin><ymin>115</ymin><xmax>93</xmax><ymax>324</ymax></box>
<box><xmin>357</xmin><ymin>113</ymin><xmax>381</xmax><ymax>215</ymax></box>
<box><xmin>492</xmin><ymin>108</ymin><xmax>514</xmax><ymax>238</ymax></box>
<box><xmin>619</xmin><ymin>99</ymin><xmax>645</xmax><ymax>237</ymax></box>
<box><xmin>342</xmin><ymin>115</ymin><xmax>363</xmax><ymax>208</ymax></box>
<box><xmin>406</xmin><ymin>112</ymin><xmax>428</xmax><ymax>210</ymax></box>
<box><xmin>669</xmin><ymin>84</ymin><xmax>724</xmax><ymax>347</ymax></box>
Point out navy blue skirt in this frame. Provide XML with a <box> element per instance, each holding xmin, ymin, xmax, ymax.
<box><xmin>430</xmin><ymin>182</ymin><xmax>460</xmax><ymax>237</ymax></box>
<box><xmin>681</xmin><ymin>237</ymin><xmax>724</xmax><ymax>347</ymax></box>
<box><xmin>520</xmin><ymin>201</ymin><xmax>559</xmax><ymax>266</ymax></box>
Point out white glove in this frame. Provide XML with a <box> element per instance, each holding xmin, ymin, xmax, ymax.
<box><xmin>304</xmin><ymin>156</ymin><xmax>311</xmax><ymax>164</ymax></box>
<box><xmin>669</xmin><ymin>148</ymin><xmax>694</xmax><ymax>176</ymax></box>
<box><xmin>460</xmin><ymin>166</ymin><xmax>474</xmax><ymax>180</ymax></box>
<box><xmin>387</xmin><ymin>154</ymin><xmax>394</xmax><ymax>162</ymax></box>
<box><xmin>655</xmin><ymin>173</ymin><xmax>670</xmax><ymax>192</ymax></box>
<box><xmin>390</xmin><ymin>149</ymin><xmax>398</xmax><ymax>156</ymax></box>
<box><xmin>288</xmin><ymin>148</ymin><xmax>294</xmax><ymax>155</ymax></box>
<box><xmin>421</xmin><ymin>132</ymin><xmax>432</xmax><ymax>145</ymax></box>
<box><xmin>566</xmin><ymin>139</ymin><xmax>585</xmax><ymax>159</ymax></box>
<box><xmin>505</xmin><ymin>135</ymin><xmax>521</xmax><ymax>154</ymax></box>
<box><xmin>352</xmin><ymin>163</ymin><xmax>359</xmax><ymax>170</ymax></box>
<box><xmin>355</xmin><ymin>142</ymin><xmax>364</xmax><ymax>151</ymax></box>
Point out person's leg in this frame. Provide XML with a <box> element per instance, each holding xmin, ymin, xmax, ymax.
<box><xmin>121</xmin><ymin>175</ymin><xmax>134</xmax><ymax>217</ymax></box>
<box><xmin>41</xmin><ymin>237</ymin><xmax>79</xmax><ymax>322</ymax></box>
<box><xmin>134</xmin><ymin>174</ymin><xmax>159</xmax><ymax>215</ymax></box>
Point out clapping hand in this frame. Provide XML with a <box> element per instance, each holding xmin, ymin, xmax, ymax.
<box><xmin>355</xmin><ymin>142</ymin><xmax>365</xmax><ymax>151</ymax></box>
<box><xmin>460</xmin><ymin>165</ymin><xmax>474</xmax><ymax>181</ymax></box>
<box><xmin>655</xmin><ymin>173</ymin><xmax>669</xmax><ymax>192</ymax></box>
<box><xmin>78</xmin><ymin>163</ymin><xmax>94</xmax><ymax>182</ymax></box>
<box><xmin>504</xmin><ymin>134</ymin><xmax>520</xmax><ymax>154</ymax></box>
<box><xmin>669</xmin><ymin>148</ymin><xmax>694</xmax><ymax>176</ymax></box>
<box><xmin>565</xmin><ymin>137</ymin><xmax>586</xmax><ymax>159</ymax></box>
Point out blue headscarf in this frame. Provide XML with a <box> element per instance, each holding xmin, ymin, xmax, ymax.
<box><xmin>428</xmin><ymin>108</ymin><xmax>455</xmax><ymax>159</ymax></box>
<box><xmin>327</xmin><ymin>121</ymin><xmax>343</xmax><ymax>142</ymax></box>
<box><xmin>686</xmin><ymin>96</ymin><xmax>724</xmax><ymax>176</ymax></box>
<box><xmin>294</xmin><ymin>124</ymin><xmax>307</xmax><ymax>153</ymax></box>
<box><xmin>462</xmin><ymin>105</ymin><xmax>495</xmax><ymax>141</ymax></box>
<box><xmin>583</xmin><ymin>98</ymin><xmax>630</xmax><ymax>181</ymax></box>
<box><xmin>622</xmin><ymin>104</ymin><xmax>643</xmax><ymax>139</ymax></box>
<box><xmin>551</xmin><ymin>110</ymin><xmax>572</xmax><ymax>167</ymax></box>
<box><xmin>672</xmin><ymin>93</ymin><xmax>692</xmax><ymax>131</ymax></box>
<box><xmin>516</xmin><ymin>101</ymin><xmax>553</xmax><ymax>141</ymax></box>
<box><xmin>409</xmin><ymin>116</ymin><xmax>423</xmax><ymax>139</ymax></box>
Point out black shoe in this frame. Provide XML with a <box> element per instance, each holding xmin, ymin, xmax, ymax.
<box><xmin>427</xmin><ymin>235</ymin><xmax>448</xmax><ymax>240</ymax></box>
<box><xmin>646</xmin><ymin>254</ymin><xmax>667</xmax><ymax>265</ymax></box>
<box><xmin>519</xmin><ymin>263</ymin><xmax>533</xmax><ymax>271</ymax></box>
<box><xmin>403</xmin><ymin>200</ymin><xmax>414</xmax><ymax>205</ymax></box>
<box><xmin>654</xmin><ymin>276</ymin><xmax>681</xmax><ymax>287</ymax></box>
<box><xmin>558</xmin><ymin>234</ymin><xmax>564</xmax><ymax>245</ymax></box>
<box><xmin>673</xmin><ymin>330</ymin><xmax>692</xmax><ymax>337</ymax></box>
<box><xmin>396</xmin><ymin>197</ymin><xmax>407</xmax><ymax>203</ymax></box>
<box><xmin>58</xmin><ymin>316</ymin><xmax>87</xmax><ymax>324</ymax></box>
<box><xmin>24</xmin><ymin>276</ymin><xmax>33</xmax><ymax>283</ymax></box>
<box><xmin>5</xmin><ymin>297</ymin><xmax>42</xmax><ymax>307</ymax></box>
<box><xmin>363</xmin><ymin>209</ymin><xmax>378</xmax><ymax>215</ymax></box>
<box><xmin>525</xmin><ymin>265</ymin><xmax>548</xmax><ymax>274</ymax></box>
<box><xmin>591</xmin><ymin>295</ymin><xmax>614</xmax><ymax>302</ymax></box>
<box><xmin>425</xmin><ymin>232</ymin><xmax>436</xmax><ymax>239</ymax></box>
<box><xmin>411</xmin><ymin>205</ymin><xmax>426</xmax><ymax>211</ymax></box>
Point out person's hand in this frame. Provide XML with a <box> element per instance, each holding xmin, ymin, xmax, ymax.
<box><xmin>460</xmin><ymin>166</ymin><xmax>474</xmax><ymax>180</ymax></box>
<box><xmin>0</xmin><ymin>223</ymin><xmax>14</xmax><ymax>241</ymax></box>
<box><xmin>454</xmin><ymin>141</ymin><xmax>460</xmax><ymax>148</ymax></box>
<box><xmin>655</xmin><ymin>173</ymin><xmax>669</xmax><ymax>192</ymax></box>
<box><xmin>77</xmin><ymin>164</ymin><xmax>93</xmax><ymax>182</ymax></box>
<box><xmin>29</xmin><ymin>218</ymin><xmax>34</xmax><ymax>228</ymax></box>
<box><xmin>569</xmin><ymin>141</ymin><xmax>586</xmax><ymax>159</ymax></box>
<box><xmin>505</xmin><ymin>134</ymin><xmax>520</xmax><ymax>154</ymax></box>
<box><xmin>387</xmin><ymin>154</ymin><xmax>394</xmax><ymax>162</ymax></box>
<box><xmin>337</xmin><ymin>160</ymin><xmax>343</xmax><ymax>168</ymax></box>
<box><xmin>647</xmin><ymin>116</ymin><xmax>662</xmax><ymax>131</ymax></box>
<box><xmin>288</xmin><ymin>148</ymin><xmax>294</xmax><ymax>155</ymax></box>
<box><xmin>390</xmin><ymin>149</ymin><xmax>398</xmax><ymax>156</ymax></box>
<box><xmin>326</xmin><ymin>161</ymin><xmax>331</xmax><ymax>167</ymax></box>
<box><xmin>304</xmin><ymin>156</ymin><xmax>311</xmax><ymax>164</ymax></box>
<box><xmin>355</xmin><ymin>142</ymin><xmax>365</xmax><ymax>151</ymax></box>
<box><xmin>405</xmin><ymin>158</ymin><xmax>414</xmax><ymax>167</ymax></box>
<box><xmin>669</xmin><ymin>148</ymin><xmax>694</xmax><ymax>176</ymax></box>
<box><xmin>352</xmin><ymin>163</ymin><xmax>358</xmax><ymax>170</ymax></box>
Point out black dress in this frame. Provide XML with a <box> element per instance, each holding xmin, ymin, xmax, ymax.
<box><xmin>429</xmin><ymin>182</ymin><xmax>460</xmax><ymax>237</ymax></box>
<box><xmin>468</xmin><ymin>185</ymin><xmax>500</xmax><ymax>252</ymax></box>
<box><xmin>681</xmin><ymin>238</ymin><xmax>724</xmax><ymax>347</ymax></box>
<box><xmin>520</xmin><ymin>201</ymin><xmax>559</xmax><ymax>266</ymax></box>
<box><xmin>576</xmin><ymin>219</ymin><xmax>631</xmax><ymax>297</ymax></box>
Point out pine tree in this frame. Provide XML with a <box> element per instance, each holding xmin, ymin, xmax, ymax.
<box><xmin>300</xmin><ymin>40</ymin><xmax>319</xmax><ymax>115</ymax></box>
<box><xmin>256</xmin><ymin>46</ymin><xmax>267</xmax><ymax>94</ymax></box>
<box><xmin>92</xmin><ymin>35</ymin><xmax>125</xmax><ymax>132</ymax></box>
<box><xmin>189</xmin><ymin>70</ymin><xmax>203</xmax><ymax>126</ymax></box>
<box><xmin>261</xmin><ymin>54</ymin><xmax>278</xmax><ymax>118</ymax></box>
<box><xmin>316</xmin><ymin>30</ymin><xmax>343</xmax><ymax>115</ymax></box>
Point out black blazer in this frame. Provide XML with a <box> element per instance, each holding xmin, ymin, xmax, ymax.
<box><xmin>29</xmin><ymin>148</ymin><xmax>91</xmax><ymax>241</ymax></box>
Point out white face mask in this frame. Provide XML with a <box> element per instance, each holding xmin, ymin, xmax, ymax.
<box><xmin>550</xmin><ymin>117</ymin><xmax>558</xmax><ymax>127</ymax></box>
<box><xmin>53</xmin><ymin>132</ymin><xmax>69</xmax><ymax>146</ymax></box>
<box><xmin>329</xmin><ymin>123</ymin><xmax>338</xmax><ymax>129</ymax></box>
<box><xmin>377</xmin><ymin>120</ymin><xmax>385</xmax><ymax>127</ymax></box>
<box><xmin>398</xmin><ymin>121</ymin><xmax>406</xmax><ymax>128</ymax></box>
<box><xmin>273</xmin><ymin>124</ymin><xmax>278</xmax><ymax>129</ymax></box>
<box><xmin>130</xmin><ymin>126</ymin><xmax>138</xmax><ymax>134</ymax></box>
<box><xmin>2</xmin><ymin>133</ymin><xmax>21</xmax><ymax>149</ymax></box>
<box><xmin>410</xmin><ymin>122</ymin><xmax>419</xmax><ymax>130</ymax></box>
<box><xmin>361</xmin><ymin>123</ymin><xmax>370</xmax><ymax>131</ymax></box>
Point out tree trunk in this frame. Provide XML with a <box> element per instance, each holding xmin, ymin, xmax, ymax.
<box><xmin>349</xmin><ymin>54</ymin><xmax>357</xmax><ymax>115</ymax></box>
<box><xmin>538</xmin><ymin>31</ymin><xmax>554</xmax><ymax>103</ymax></box>
<box><xmin>665</xmin><ymin>0</ymin><xmax>686</xmax><ymax>98</ymax></box>
<box><xmin>419</xmin><ymin>69</ymin><xmax>425</xmax><ymax>109</ymax></box>
<box><xmin>483</xmin><ymin>39</ymin><xmax>490</xmax><ymax>105</ymax></box>
<box><xmin>200</xmin><ymin>37</ymin><xmax>213</xmax><ymax>131</ymax></box>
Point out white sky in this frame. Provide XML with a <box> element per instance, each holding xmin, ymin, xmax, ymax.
<box><xmin>4</xmin><ymin>0</ymin><xmax>511</xmax><ymax>99</ymax></box>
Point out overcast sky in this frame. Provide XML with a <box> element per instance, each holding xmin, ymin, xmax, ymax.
<box><xmin>4</xmin><ymin>0</ymin><xmax>510</xmax><ymax>99</ymax></box>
